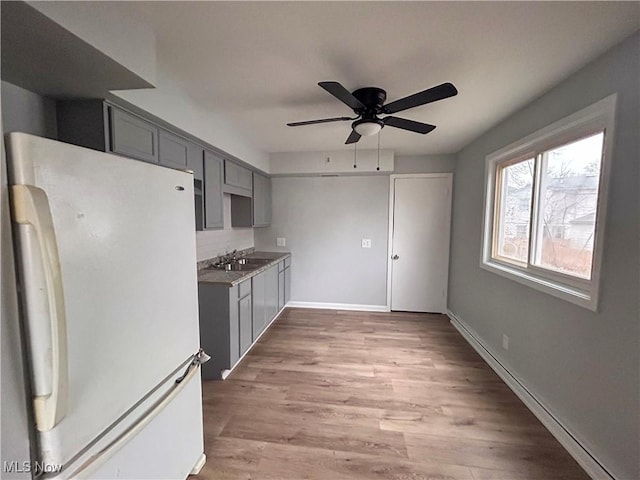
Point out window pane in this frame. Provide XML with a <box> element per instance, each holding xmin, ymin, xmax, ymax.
<box><xmin>534</xmin><ymin>132</ymin><xmax>604</xmax><ymax>279</ymax></box>
<box><xmin>495</xmin><ymin>158</ymin><xmax>534</xmax><ymax>263</ymax></box>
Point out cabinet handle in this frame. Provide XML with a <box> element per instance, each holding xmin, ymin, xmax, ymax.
<box><xmin>391</xmin><ymin>254</ymin><xmax>399</xmax><ymax>260</ymax></box>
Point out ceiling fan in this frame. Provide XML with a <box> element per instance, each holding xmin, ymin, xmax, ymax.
<box><xmin>287</xmin><ymin>81</ymin><xmax>458</xmax><ymax>144</ymax></box>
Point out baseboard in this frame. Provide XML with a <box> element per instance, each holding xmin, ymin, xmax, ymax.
<box><xmin>447</xmin><ymin>310</ymin><xmax>615</xmax><ymax>480</ymax></box>
<box><xmin>286</xmin><ymin>301</ymin><xmax>390</xmax><ymax>312</ymax></box>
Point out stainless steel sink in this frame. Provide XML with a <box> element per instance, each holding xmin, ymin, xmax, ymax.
<box><xmin>211</xmin><ymin>263</ymin><xmax>258</xmax><ymax>272</ymax></box>
<box><xmin>243</xmin><ymin>258</ymin><xmax>272</xmax><ymax>265</ymax></box>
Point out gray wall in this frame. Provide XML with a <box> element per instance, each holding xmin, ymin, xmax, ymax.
<box><xmin>254</xmin><ymin>176</ymin><xmax>389</xmax><ymax>307</ymax></box>
<box><xmin>394</xmin><ymin>154</ymin><xmax>456</xmax><ymax>174</ymax></box>
<box><xmin>448</xmin><ymin>32</ymin><xmax>639</xmax><ymax>479</ymax></box>
<box><xmin>1</xmin><ymin>81</ymin><xmax>57</xmax><ymax>138</ymax></box>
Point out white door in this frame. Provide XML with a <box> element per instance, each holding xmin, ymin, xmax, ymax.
<box><xmin>389</xmin><ymin>175</ymin><xmax>452</xmax><ymax>313</ymax></box>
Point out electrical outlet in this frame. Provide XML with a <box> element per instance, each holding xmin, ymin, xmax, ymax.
<box><xmin>361</xmin><ymin>238</ymin><xmax>372</xmax><ymax>248</ymax></box>
<box><xmin>502</xmin><ymin>334</ymin><xmax>509</xmax><ymax>350</ymax></box>
<box><xmin>276</xmin><ymin>237</ymin><xmax>286</xmax><ymax>247</ymax></box>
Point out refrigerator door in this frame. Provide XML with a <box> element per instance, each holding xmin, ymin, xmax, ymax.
<box><xmin>6</xmin><ymin>133</ymin><xmax>201</xmax><ymax>467</ymax></box>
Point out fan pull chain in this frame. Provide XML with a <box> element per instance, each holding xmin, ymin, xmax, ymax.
<box><xmin>377</xmin><ymin>132</ymin><xmax>381</xmax><ymax>171</ymax></box>
<box><xmin>353</xmin><ymin>142</ymin><xmax>357</xmax><ymax>169</ymax></box>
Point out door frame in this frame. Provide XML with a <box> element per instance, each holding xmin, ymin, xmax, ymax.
<box><xmin>386</xmin><ymin>173</ymin><xmax>454</xmax><ymax>312</ymax></box>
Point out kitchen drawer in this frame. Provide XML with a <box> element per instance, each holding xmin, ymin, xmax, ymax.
<box><xmin>238</xmin><ymin>279</ymin><xmax>252</xmax><ymax>299</ymax></box>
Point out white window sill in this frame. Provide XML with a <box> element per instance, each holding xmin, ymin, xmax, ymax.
<box><xmin>480</xmin><ymin>259</ymin><xmax>598</xmax><ymax>311</ymax></box>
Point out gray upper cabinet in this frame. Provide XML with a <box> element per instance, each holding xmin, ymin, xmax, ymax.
<box><xmin>57</xmin><ymin>101</ymin><xmax>159</xmax><ymax>164</ymax></box>
<box><xmin>158</xmin><ymin>129</ymin><xmax>189</xmax><ymax>170</ymax></box>
<box><xmin>223</xmin><ymin>160</ymin><xmax>253</xmax><ymax>197</ymax></box>
<box><xmin>187</xmin><ymin>142</ymin><xmax>204</xmax><ymax>181</ymax></box>
<box><xmin>204</xmin><ymin>151</ymin><xmax>224</xmax><ymax>229</ymax></box>
<box><xmin>252</xmin><ymin>172</ymin><xmax>272</xmax><ymax>227</ymax></box>
<box><xmin>109</xmin><ymin>107</ymin><xmax>159</xmax><ymax>163</ymax></box>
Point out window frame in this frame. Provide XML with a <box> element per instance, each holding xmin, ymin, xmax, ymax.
<box><xmin>480</xmin><ymin>95</ymin><xmax>617</xmax><ymax>311</ymax></box>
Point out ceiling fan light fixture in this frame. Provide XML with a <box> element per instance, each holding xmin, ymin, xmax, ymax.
<box><xmin>353</xmin><ymin>119</ymin><xmax>383</xmax><ymax>136</ymax></box>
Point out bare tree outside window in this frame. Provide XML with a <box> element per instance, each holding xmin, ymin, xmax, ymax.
<box><xmin>496</xmin><ymin>159</ymin><xmax>534</xmax><ymax>263</ymax></box>
<box><xmin>534</xmin><ymin>133</ymin><xmax>604</xmax><ymax>278</ymax></box>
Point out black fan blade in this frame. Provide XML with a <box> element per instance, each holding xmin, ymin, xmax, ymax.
<box><xmin>287</xmin><ymin>116</ymin><xmax>353</xmax><ymax>127</ymax></box>
<box><xmin>345</xmin><ymin>130</ymin><xmax>361</xmax><ymax>144</ymax></box>
<box><xmin>319</xmin><ymin>82</ymin><xmax>365</xmax><ymax>110</ymax></box>
<box><xmin>383</xmin><ymin>116</ymin><xmax>436</xmax><ymax>134</ymax></box>
<box><xmin>383</xmin><ymin>82</ymin><xmax>458</xmax><ymax>114</ymax></box>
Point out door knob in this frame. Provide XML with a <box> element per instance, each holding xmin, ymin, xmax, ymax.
<box><xmin>391</xmin><ymin>254</ymin><xmax>399</xmax><ymax>260</ymax></box>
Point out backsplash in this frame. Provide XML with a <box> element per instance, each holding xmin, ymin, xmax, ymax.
<box><xmin>196</xmin><ymin>194</ymin><xmax>254</xmax><ymax>261</ymax></box>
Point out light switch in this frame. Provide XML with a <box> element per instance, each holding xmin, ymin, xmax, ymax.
<box><xmin>277</xmin><ymin>237</ymin><xmax>286</xmax><ymax>247</ymax></box>
<box><xmin>361</xmin><ymin>238</ymin><xmax>372</xmax><ymax>248</ymax></box>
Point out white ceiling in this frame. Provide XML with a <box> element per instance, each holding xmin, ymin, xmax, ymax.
<box><xmin>108</xmin><ymin>1</ymin><xmax>638</xmax><ymax>156</ymax></box>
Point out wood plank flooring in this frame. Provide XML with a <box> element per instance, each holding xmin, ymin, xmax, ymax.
<box><xmin>194</xmin><ymin>308</ymin><xmax>589</xmax><ymax>480</ymax></box>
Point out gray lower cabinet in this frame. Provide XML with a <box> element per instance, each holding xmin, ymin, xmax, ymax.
<box><xmin>252</xmin><ymin>172</ymin><xmax>272</xmax><ymax>227</ymax></box>
<box><xmin>239</xmin><ymin>293</ymin><xmax>253</xmax><ymax>354</ymax></box>
<box><xmin>265</xmin><ymin>265</ymin><xmax>278</xmax><ymax>324</ymax></box>
<box><xmin>252</xmin><ymin>264</ymin><xmax>279</xmax><ymax>341</ymax></box>
<box><xmin>276</xmin><ymin>259</ymin><xmax>291</xmax><ymax>309</ymax></box>
<box><xmin>278</xmin><ymin>264</ymin><xmax>285</xmax><ymax>310</ymax></box>
<box><xmin>204</xmin><ymin>151</ymin><xmax>224</xmax><ymax>229</ymax></box>
<box><xmin>251</xmin><ymin>270</ymin><xmax>266</xmax><ymax>340</ymax></box>
<box><xmin>198</xmin><ymin>279</ymin><xmax>252</xmax><ymax>380</ymax></box>
<box><xmin>284</xmin><ymin>258</ymin><xmax>292</xmax><ymax>304</ymax></box>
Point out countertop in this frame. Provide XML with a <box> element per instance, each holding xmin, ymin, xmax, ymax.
<box><xmin>197</xmin><ymin>251</ymin><xmax>291</xmax><ymax>287</ymax></box>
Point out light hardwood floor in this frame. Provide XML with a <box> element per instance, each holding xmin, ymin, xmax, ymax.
<box><xmin>194</xmin><ymin>308</ymin><xmax>589</xmax><ymax>480</ymax></box>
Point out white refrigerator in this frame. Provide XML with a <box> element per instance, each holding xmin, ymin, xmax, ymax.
<box><xmin>4</xmin><ymin>132</ymin><xmax>207</xmax><ymax>479</ymax></box>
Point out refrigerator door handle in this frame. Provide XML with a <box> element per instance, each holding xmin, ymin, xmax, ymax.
<box><xmin>11</xmin><ymin>185</ymin><xmax>69</xmax><ymax>431</ymax></box>
<box><xmin>69</xmin><ymin>352</ymin><xmax>207</xmax><ymax>479</ymax></box>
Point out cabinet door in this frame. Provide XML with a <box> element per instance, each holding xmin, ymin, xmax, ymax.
<box><xmin>284</xmin><ymin>267</ymin><xmax>291</xmax><ymax>305</ymax></box>
<box><xmin>252</xmin><ymin>173</ymin><xmax>272</xmax><ymax>227</ymax></box>
<box><xmin>229</xmin><ymin>288</ymin><xmax>240</xmax><ymax>368</ymax></box>
<box><xmin>204</xmin><ymin>151</ymin><xmax>224</xmax><ymax>229</ymax></box>
<box><xmin>278</xmin><ymin>270</ymin><xmax>285</xmax><ymax>310</ymax></box>
<box><xmin>251</xmin><ymin>271</ymin><xmax>266</xmax><ymax>341</ymax></box>
<box><xmin>264</xmin><ymin>175</ymin><xmax>272</xmax><ymax>225</ymax></box>
<box><xmin>237</xmin><ymin>165</ymin><xmax>253</xmax><ymax>190</ymax></box>
<box><xmin>187</xmin><ymin>143</ymin><xmax>204</xmax><ymax>180</ymax></box>
<box><xmin>109</xmin><ymin>107</ymin><xmax>158</xmax><ymax>163</ymax></box>
<box><xmin>239</xmin><ymin>293</ymin><xmax>253</xmax><ymax>355</ymax></box>
<box><xmin>252</xmin><ymin>172</ymin><xmax>263</xmax><ymax>226</ymax></box>
<box><xmin>158</xmin><ymin>129</ymin><xmax>189</xmax><ymax>169</ymax></box>
<box><xmin>265</xmin><ymin>265</ymin><xmax>279</xmax><ymax>323</ymax></box>
<box><xmin>224</xmin><ymin>160</ymin><xmax>253</xmax><ymax>190</ymax></box>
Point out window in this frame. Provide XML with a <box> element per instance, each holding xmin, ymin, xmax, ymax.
<box><xmin>481</xmin><ymin>95</ymin><xmax>616</xmax><ymax>310</ymax></box>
